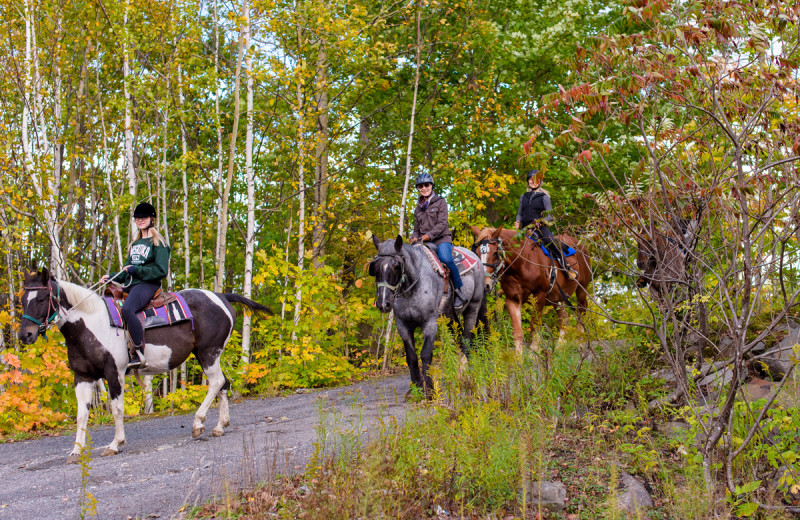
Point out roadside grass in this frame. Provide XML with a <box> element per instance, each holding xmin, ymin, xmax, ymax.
<box><xmin>192</xmin><ymin>309</ymin><xmax>743</xmax><ymax>519</ymax></box>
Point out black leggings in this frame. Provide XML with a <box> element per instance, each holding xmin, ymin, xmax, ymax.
<box><xmin>122</xmin><ymin>282</ymin><xmax>160</xmax><ymax>346</ymax></box>
<box><xmin>532</xmin><ymin>226</ymin><xmax>567</xmax><ymax>264</ymax></box>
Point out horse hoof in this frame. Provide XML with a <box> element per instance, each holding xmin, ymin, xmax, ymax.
<box><xmin>66</xmin><ymin>454</ymin><xmax>80</xmax><ymax>464</ymax></box>
<box><xmin>101</xmin><ymin>448</ymin><xmax>118</xmax><ymax>457</ymax></box>
<box><xmin>192</xmin><ymin>427</ymin><xmax>205</xmax><ymax>438</ymax></box>
<box><xmin>211</xmin><ymin>428</ymin><xmax>224</xmax><ymax>437</ymax></box>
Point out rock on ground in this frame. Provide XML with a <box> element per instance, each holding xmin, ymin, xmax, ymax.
<box><xmin>610</xmin><ymin>472</ymin><xmax>653</xmax><ymax>514</ymax></box>
<box><xmin>522</xmin><ymin>480</ymin><xmax>567</xmax><ymax>512</ymax></box>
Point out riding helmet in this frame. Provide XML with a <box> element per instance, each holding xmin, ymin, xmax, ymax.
<box><xmin>526</xmin><ymin>169</ymin><xmax>539</xmax><ymax>180</ymax></box>
<box><xmin>133</xmin><ymin>202</ymin><xmax>157</xmax><ymax>218</ymax></box>
<box><xmin>415</xmin><ymin>172</ymin><xmax>435</xmax><ymax>187</ymax></box>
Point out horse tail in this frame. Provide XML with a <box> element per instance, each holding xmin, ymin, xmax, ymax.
<box><xmin>222</xmin><ymin>293</ymin><xmax>273</xmax><ymax>315</ymax></box>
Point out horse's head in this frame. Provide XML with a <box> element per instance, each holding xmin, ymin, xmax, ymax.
<box><xmin>471</xmin><ymin>225</ymin><xmax>505</xmax><ymax>292</ymax></box>
<box><xmin>635</xmin><ymin>233</ymin><xmax>658</xmax><ymax>288</ymax></box>
<box><xmin>18</xmin><ymin>268</ymin><xmax>61</xmax><ymax>345</ymax></box>
<box><xmin>369</xmin><ymin>235</ymin><xmax>406</xmax><ymax>313</ymax></box>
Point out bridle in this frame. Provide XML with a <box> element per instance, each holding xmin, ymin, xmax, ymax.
<box><xmin>21</xmin><ymin>280</ymin><xmax>63</xmax><ymax>339</ymax></box>
<box><xmin>472</xmin><ymin>237</ymin><xmax>507</xmax><ymax>286</ymax></box>
<box><xmin>371</xmin><ymin>252</ymin><xmax>419</xmax><ymax>296</ymax></box>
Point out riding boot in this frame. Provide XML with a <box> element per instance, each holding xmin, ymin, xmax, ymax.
<box><xmin>454</xmin><ymin>287</ymin><xmax>467</xmax><ymax>308</ymax></box>
<box><xmin>126</xmin><ymin>343</ymin><xmax>147</xmax><ymax>371</ymax></box>
<box><xmin>548</xmin><ymin>244</ymin><xmax>577</xmax><ymax>281</ymax></box>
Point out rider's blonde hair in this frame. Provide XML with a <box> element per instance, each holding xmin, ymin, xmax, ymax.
<box><xmin>128</xmin><ymin>218</ymin><xmax>168</xmax><ymax>250</ymax></box>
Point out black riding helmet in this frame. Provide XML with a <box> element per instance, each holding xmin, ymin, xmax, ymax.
<box><xmin>415</xmin><ymin>172</ymin><xmax>435</xmax><ymax>187</ymax></box>
<box><xmin>133</xmin><ymin>202</ymin><xmax>157</xmax><ymax>218</ymax></box>
<box><xmin>526</xmin><ymin>169</ymin><xmax>539</xmax><ymax>180</ymax></box>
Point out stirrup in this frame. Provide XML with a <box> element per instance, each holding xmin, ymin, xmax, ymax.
<box><xmin>565</xmin><ymin>267</ymin><xmax>578</xmax><ymax>281</ymax></box>
<box><xmin>126</xmin><ymin>350</ymin><xmax>147</xmax><ymax>371</ymax></box>
<box><xmin>454</xmin><ymin>288</ymin><xmax>468</xmax><ymax>308</ymax></box>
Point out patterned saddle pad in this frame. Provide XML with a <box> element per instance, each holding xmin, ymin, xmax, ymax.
<box><xmin>421</xmin><ymin>245</ymin><xmax>479</xmax><ymax>278</ymax></box>
<box><xmin>104</xmin><ymin>292</ymin><xmax>193</xmax><ymax>330</ymax></box>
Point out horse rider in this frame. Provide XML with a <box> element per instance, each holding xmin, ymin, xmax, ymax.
<box><xmin>99</xmin><ymin>202</ymin><xmax>171</xmax><ymax>370</ymax></box>
<box><xmin>514</xmin><ymin>169</ymin><xmax>577</xmax><ymax>280</ymax></box>
<box><xmin>409</xmin><ymin>173</ymin><xmax>467</xmax><ymax>308</ymax></box>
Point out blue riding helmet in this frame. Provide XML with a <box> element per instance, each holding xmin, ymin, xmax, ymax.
<box><xmin>415</xmin><ymin>173</ymin><xmax>435</xmax><ymax>187</ymax></box>
<box><xmin>526</xmin><ymin>169</ymin><xmax>539</xmax><ymax>180</ymax></box>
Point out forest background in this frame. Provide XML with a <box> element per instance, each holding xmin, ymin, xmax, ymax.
<box><xmin>0</xmin><ymin>0</ymin><xmax>798</xmax><ymax>454</ymax></box>
<box><xmin>0</xmin><ymin>0</ymin><xmax>618</xmax><ymax>429</ymax></box>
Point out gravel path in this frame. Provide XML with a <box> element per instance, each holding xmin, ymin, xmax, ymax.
<box><xmin>0</xmin><ymin>372</ymin><xmax>409</xmax><ymax>519</ymax></box>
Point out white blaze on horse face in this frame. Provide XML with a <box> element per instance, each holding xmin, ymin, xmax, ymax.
<box><xmin>26</xmin><ymin>290</ymin><xmax>38</xmax><ymax>305</ymax></box>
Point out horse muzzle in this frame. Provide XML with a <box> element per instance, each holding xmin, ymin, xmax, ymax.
<box><xmin>17</xmin><ymin>326</ymin><xmax>39</xmax><ymax>345</ymax></box>
<box><xmin>374</xmin><ymin>290</ymin><xmax>394</xmax><ymax>314</ymax></box>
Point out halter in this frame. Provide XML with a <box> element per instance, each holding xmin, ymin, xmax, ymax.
<box><xmin>472</xmin><ymin>237</ymin><xmax>507</xmax><ymax>285</ymax></box>
<box><xmin>371</xmin><ymin>251</ymin><xmax>421</xmax><ymax>296</ymax></box>
<box><xmin>21</xmin><ymin>281</ymin><xmax>62</xmax><ymax>339</ymax></box>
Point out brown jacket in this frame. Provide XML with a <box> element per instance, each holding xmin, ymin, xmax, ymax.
<box><xmin>412</xmin><ymin>193</ymin><xmax>452</xmax><ymax>245</ymax></box>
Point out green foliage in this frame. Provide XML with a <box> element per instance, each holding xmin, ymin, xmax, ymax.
<box><xmin>243</xmin><ymin>249</ymin><xmax>370</xmax><ymax>391</ymax></box>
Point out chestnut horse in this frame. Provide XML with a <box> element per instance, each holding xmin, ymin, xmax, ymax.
<box><xmin>471</xmin><ymin>226</ymin><xmax>591</xmax><ymax>351</ymax></box>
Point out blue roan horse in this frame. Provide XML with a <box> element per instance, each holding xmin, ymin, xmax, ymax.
<box><xmin>17</xmin><ymin>269</ymin><xmax>270</xmax><ymax>463</ymax></box>
<box><xmin>369</xmin><ymin>236</ymin><xmax>487</xmax><ymax>396</ymax></box>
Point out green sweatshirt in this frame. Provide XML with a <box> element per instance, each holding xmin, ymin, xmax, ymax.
<box><xmin>111</xmin><ymin>237</ymin><xmax>171</xmax><ymax>286</ymax></box>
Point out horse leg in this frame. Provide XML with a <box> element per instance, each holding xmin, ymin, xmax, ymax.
<box><xmin>193</xmin><ymin>358</ymin><xmax>227</xmax><ymax>438</ymax></box>
<box><xmin>505</xmin><ymin>299</ymin><xmax>525</xmax><ymax>353</ymax></box>
<box><xmin>555</xmin><ymin>305</ymin><xmax>568</xmax><ymax>346</ymax></box>
<box><xmin>212</xmin><ymin>378</ymin><xmax>232</xmax><ymax>437</ymax></box>
<box><xmin>529</xmin><ymin>294</ymin><xmax>546</xmax><ymax>352</ymax></box>
<box><xmin>101</xmin><ymin>365</ymin><xmax>126</xmax><ymax>456</ymax></box>
<box><xmin>461</xmin><ymin>303</ymin><xmax>481</xmax><ymax>357</ymax></box>
<box><xmin>395</xmin><ymin>321</ymin><xmax>421</xmax><ymax>392</ymax></box>
<box><xmin>420</xmin><ymin>320</ymin><xmax>438</xmax><ymax>398</ymax></box>
<box><xmin>68</xmin><ymin>380</ymin><xmax>95</xmax><ymax>463</ymax></box>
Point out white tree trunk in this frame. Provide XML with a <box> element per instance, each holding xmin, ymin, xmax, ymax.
<box><xmin>179</xmin><ymin>66</ymin><xmax>190</xmax><ymax>287</ymax></box>
<box><xmin>213</xmin><ymin>0</ymin><xmax>224</xmax><ymax>292</ymax></box>
<box><xmin>383</xmin><ymin>9</ymin><xmax>423</xmax><ymax>363</ymax></box>
<box><xmin>123</xmin><ymin>0</ymin><xmax>137</xmax><ymax>231</ymax></box>
<box><xmin>97</xmin><ymin>49</ymin><xmax>123</xmax><ymax>267</ymax></box>
<box><xmin>292</xmin><ymin>25</ymin><xmax>307</xmax><ymax>341</ymax></box>
<box><xmin>397</xmin><ymin>9</ymin><xmax>422</xmax><ymax>236</ymax></box>
<box><xmin>214</xmin><ymin>0</ymin><xmax>247</xmax><ymax>293</ymax></box>
<box><xmin>22</xmin><ymin>0</ymin><xmax>34</xmax><ymax>183</ymax></box>
<box><xmin>46</xmin><ymin>9</ymin><xmax>64</xmax><ymax>279</ymax></box>
<box><xmin>242</xmin><ymin>2</ymin><xmax>255</xmax><ymax>364</ymax></box>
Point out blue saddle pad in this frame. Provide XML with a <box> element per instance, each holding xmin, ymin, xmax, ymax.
<box><xmin>528</xmin><ymin>236</ymin><xmax>576</xmax><ymax>259</ymax></box>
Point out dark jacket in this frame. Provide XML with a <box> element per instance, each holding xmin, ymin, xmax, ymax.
<box><xmin>110</xmin><ymin>237</ymin><xmax>171</xmax><ymax>287</ymax></box>
<box><xmin>517</xmin><ymin>190</ymin><xmax>554</xmax><ymax>228</ymax></box>
<box><xmin>412</xmin><ymin>193</ymin><xmax>452</xmax><ymax>245</ymax></box>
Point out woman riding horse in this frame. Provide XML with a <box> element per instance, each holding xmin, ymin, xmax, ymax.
<box><xmin>515</xmin><ymin>170</ymin><xmax>577</xmax><ymax>280</ymax></box>
<box><xmin>409</xmin><ymin>173</ymin><xmax>467</xmax><ymax>308</ymax></box>
<box><xmin>99</xmin><ymin>202</ymin><xmax>170</xmax><ymax>370</ymax></box>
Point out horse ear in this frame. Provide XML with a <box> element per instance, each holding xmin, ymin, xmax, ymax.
<box><xmin>41</xmin><ymin>267</ymin><xmax>50</xmax><ymax>282</ymax></box>
<box><xmin>372</xmin><ymin>234</ymin><xmax>381</xmax><ymax>250</ymax></box>
<box><xmin>470</xmin><ymin>225</ymin><xmax>481</xmax><ymax>237</ymax></box>
<box><xmin>491</xmin><ymin>226</ymin><xmax>503</xmax><ymax>239</ymax></box>
<box><xmin>394</xmin><ymin>235</ymin><xmax>403</xmax><ymax>252</ymax></box>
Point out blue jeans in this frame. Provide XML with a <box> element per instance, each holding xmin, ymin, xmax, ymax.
<box><xmin>434</xmin><ymin>243</ymin><xmax>463</xmax><ymax>289</ymax></box>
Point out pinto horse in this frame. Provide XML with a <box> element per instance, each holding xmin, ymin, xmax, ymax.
<box><xmin>369</xmin><ymin>235</ymin><xmax>486</xmax><ymax>396</ymax></box>
<box><xmin>17</xmin><ymin>269</ymin><xmax>270</xmax><ymax>463</ymax></box>
<box><xmin>471</xmin><ymin>226</ymin><xmax>591</xmax><ymax>351</ymax></box>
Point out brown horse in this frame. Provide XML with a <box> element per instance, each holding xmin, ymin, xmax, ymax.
<box><xmin>471</xmin><ymin>226</ymin><xmax>592</xmax><ymax>351</ymax></box>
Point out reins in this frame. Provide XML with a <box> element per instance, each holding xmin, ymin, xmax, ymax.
<box><xmin>21</xmin><ymin>272</ymin><xmax>128</xmax><ymax>337</ymax></box>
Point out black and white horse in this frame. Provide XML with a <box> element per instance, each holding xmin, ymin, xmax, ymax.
<box><xmin>17</xmin><ymin>269</ymin><xmax>269</xmax><ymax>463</ymax></box>
<box><xmin>369</xmin><ymin>236</ymin><xmax>487</xmax><ymax>395</ymax></box>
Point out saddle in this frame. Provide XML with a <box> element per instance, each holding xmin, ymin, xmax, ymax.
<box><xmin>104</xmin><ymin>285</ymin><xmax>178</xmax><ymax>310</ymax></box>
<box><xmin>420</xmin><ymin>244</ymin><xmax>479</xmax><ymax>293</ymax></box>
<box><xmin>103</xmin><ymin>287</ymin><xmax>192</xmax><ymax>331</ymax></box>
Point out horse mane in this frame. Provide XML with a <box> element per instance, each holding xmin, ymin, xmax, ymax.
<box><xmin>475</xmin><ymin>227</ymin><xmax>519</xmax><ymax>245</ymax></box>
<box><xmin>58</xmin><ymin>280</ymin><xmax>107</xmax><ymax>315</ymax></box>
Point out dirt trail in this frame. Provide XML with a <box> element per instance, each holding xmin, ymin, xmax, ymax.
<box><xmin>0</xmin><ymin>372</ymin><xmax>408</xmax><ymax>519</ymax></box>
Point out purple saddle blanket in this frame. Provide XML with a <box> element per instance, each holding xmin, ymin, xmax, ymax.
<box><xmin>104</xmin><ymin>292</ymin><xmax>193</xmax><ymax>330</ymax></box>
